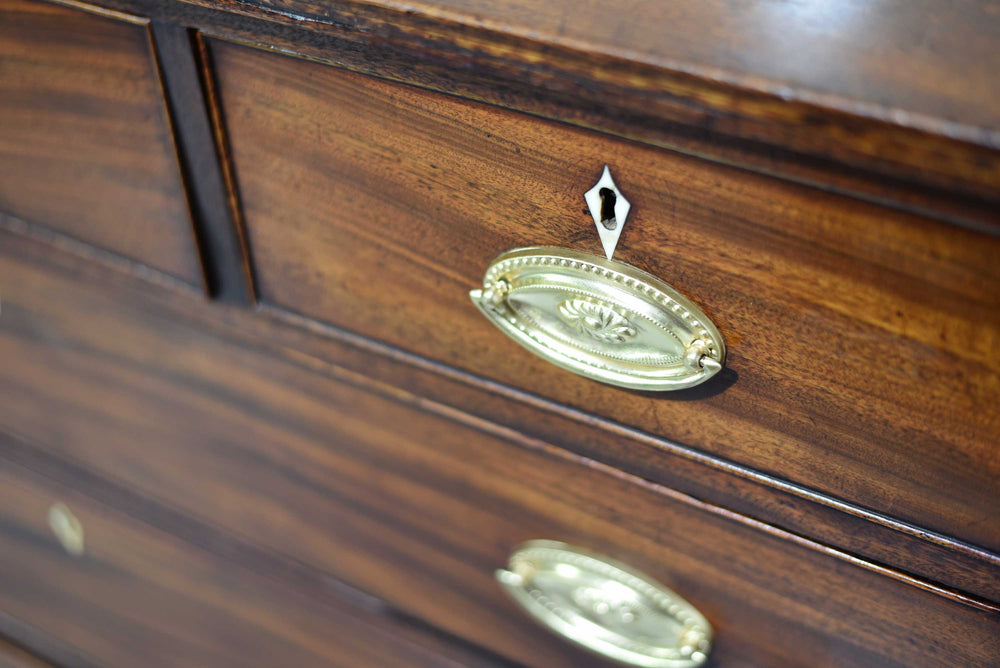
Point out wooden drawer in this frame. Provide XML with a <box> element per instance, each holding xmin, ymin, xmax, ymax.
<box><xmin>0</xmin><ymin>639</ymin><xmax>51</xmax><ymax>668</ymax></box>
<box><xmin>0</xmin><ymin>446</ymin><xmax>509</xmax><ymax>668</ymax></box>
<box><xmin>2</xmin><ymin>234</ymin><xmax>997</xmax><ymax>668</ymax></box>
<box><xmin>206</xmin><ymin>39</ymin><xmax>1000</xmax><ymax>554</ymax></box>
<box><xmin>0</xmin><ymin>0</ymin><xmax>201</xmax><ymax>286</ymax></box>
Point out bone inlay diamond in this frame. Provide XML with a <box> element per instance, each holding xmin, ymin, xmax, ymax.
<box><xmin>584</xmin><ymin>165</ymin><xmax>631</xmax><ymax>260</ymax></box>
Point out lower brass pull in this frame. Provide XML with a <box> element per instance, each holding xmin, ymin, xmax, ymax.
<box><xmin>496</xmin><ymin>541</ymin><xmax>712</xmax><ymax>667</ymax></box>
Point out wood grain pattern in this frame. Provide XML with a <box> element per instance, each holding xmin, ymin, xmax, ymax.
<box><xmin>1</xmin><ymin>232</ymin><xmax>998</xmax><ymax>668</ymax></box>
<box><xmin>0</xmin><ymin>443</ymin><xmax>513</xmax><ymax>668</ymax></box>
<box><xmin>256</xmin><ymin>302</ymin><xmax>1000</xmax><ymax>605</ymax></box>
<box><xmin>162</xmin><ymin>0</ymin><xmax>1000</xmax><ymax>226</ymax></box>
<box><xmin>0</xmin><ymin>639</ymin><xmax>51</xmax><ymax>668</ymax></box>
<box><xmin>0</xmin><ymin>0</ymin><xmax>202</xmax><ymax>285</ymax></box>
<box><xmin>0</xmin><ymin>610</ymin><xmax>98</xmax><ymax>668</ymax></box>
<box><xmin>208</xmin><ymin>41</ymin><xmax>1000</xmax><ymax>555</ymax></box>
<box><xmin>209</xmin><ymin>0</ymin><xmax>1000</xmax><ymax>136</ymax></box>
<box><xmin>83</xmin><ymin>0</ymin><xmax>1000</xmax><ymax>238</ymax></box>
<box><xmin>5</xmin><ymin>209</ymin><xmax>995</xmax><ymax>608</ymax></box>
<box><xmin>151</xmin><ymin>21</ymin><xmax>253</xmax><ymax>303</ymax></box>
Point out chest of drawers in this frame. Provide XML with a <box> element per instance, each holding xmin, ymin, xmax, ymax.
<box><xmin>1</xmin><ymin>0</ymin><xmax>999</xmax><ymax>666</ymax></box>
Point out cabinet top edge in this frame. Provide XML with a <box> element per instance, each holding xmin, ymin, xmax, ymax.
<box><xmin>188</xmin><ymin>0</ymin><xmax>1000</xmax><ymax>144</ymax></box>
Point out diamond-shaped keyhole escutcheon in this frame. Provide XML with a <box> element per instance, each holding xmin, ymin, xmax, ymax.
<box><xmin>584</xmin><ymin>166</ymin><xmax>631</xmax><ymax>259</ymax></box>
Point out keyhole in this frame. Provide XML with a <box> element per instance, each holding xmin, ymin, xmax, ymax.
<box><xmin>599</xmin><ymin>188</ymin><xmax>617</xmax><ymax>230</ymax></box>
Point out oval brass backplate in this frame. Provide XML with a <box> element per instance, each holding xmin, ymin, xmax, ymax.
<box><xmin>496</xmin><ymin>540</ymin><xmax>712</xmax><ymax>667</ymax></box>
<box><xmin>470</xmin><ymin>247</ymin><xmax>725</xmax><ymax>391</ymax></box>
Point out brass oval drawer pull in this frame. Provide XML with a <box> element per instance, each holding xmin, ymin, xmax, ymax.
<box><xmin>496</xmin><ymin>541</ymin><xmax>712</xmax><ymax>667</ymax></box>
<box><xmin>470</xmin><ymin>247</ymin><xmax>725</xmax><ymax>390</ymax></box>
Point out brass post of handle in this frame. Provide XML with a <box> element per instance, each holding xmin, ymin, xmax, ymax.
<box><xmin>471</xmin><ymin>247</ymin><xmax>726</xmax><ymax>391</ymax></box>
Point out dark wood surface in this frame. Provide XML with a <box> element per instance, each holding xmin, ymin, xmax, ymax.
<box><xmin>4</xmin><ymin>208</ymin><xmax>994</xmax><ymax>614</ymax></box>
<box><xmin>0</xmin><ymin>639</ymin><xmax>51</xmax><ymax>668</ymax></box>
<box><xmin>0</xmin><ymin>438</ymin><xmax>515</xmax><ymax>668</ymax></box>
<box><xmin>150</xmin><ymin>21</ymin><xmax>253</xmax><ymax>303</ymax></box>
<box><xmin>157</xmin><ymin>0</ymin><xmax>1000</xmax><ymax>231</ymax></box>
<box><xmin>3</xmin><ymin>1</ymin><xmax>999</xmax><ymax>664</ymax></box>
<box><xmin>0</xmin><ymin>0</ymin><xmax>201</xmax><ymax>286</ymax></box>
<box><xmin>207</xmin><ymin>40</ymin><xmax>1000</xmax><ymax>557</ymax></box>
<box><xmin>206</xmin><ymin>0</ymin><xmax>1000</xmax><ymax>137</ymax></box>
<box><xmin>1</xmin><ymin>231</ymin><xmax>997</xmax><ymax>668</ymax></box>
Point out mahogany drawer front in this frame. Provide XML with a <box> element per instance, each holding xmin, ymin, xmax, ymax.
<box><xmin>0</xmin><ymin>0</ymin><xmax>202</xmax><ymax>286</ymax></box>
<box><xmin>206</xmin><ymin>39</ymin><xmax>1000</xmax><ymax>554</ymax></box>
<box><xmin>0</xmin><ymin>451</ymin><xmax>509</xmax><ymax>668</ymax></box>
<box><xmin>2</xmin><ymin>241</ymin><xmax>997</xmax><ymax>668</ymax></box>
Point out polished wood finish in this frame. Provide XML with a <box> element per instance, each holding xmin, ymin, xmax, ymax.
<box><xmin>0</xmin><ymin>440</ymin><xmax>513</xmax><ymax>668</ymax></box>
<box><xmin>0</xmin><ymin>0</ymin><xmax>202</xmax><ymax>285</ymax></box>
<box><xmin>3</xmin><ymin>0</ymin><xmax>999</xmax><ymax>664</ymax></box>
<box><xmin>202</xmin><ymin>0</ymin><xmax>1000</xmax><ymax>138</ymax></box>
<box><xmin>72</xmin><ymin>0</ymin><xmax>998</xmax><ymax>234</ymax></box>
<box><xmin>419</xmin><ymin>0</ymin><xmax>1000</xmax><ymax>130</ymax></box>
<box><xmin>258</xmin><ymin>295</ymin><xmax>1000</xmax><ymax>604</ymax></box>
<box><xmin>151</xmin><ymin>22</ymin><xmax>253</xmax><ymax>302</ymax></box>
<box><xmin>208</xmin><ymin>41</ymin><xmax>1000</xmax><ymax>556</ymax></box>
<box><xmin>1</xmin><ymin>231</ymin><xmax>997</xmax><ymax>668</ymax></box>
<box><xmin>175</xmin><ymin>0</ymin><xmax>1000</xmax><ymax>225</ymax></box>
<box><xmin>5</xmin><ymin>207</ymin><xmax>994</xmax><ymax>610</ymax></box>
<box><xmin>0</xmin><ymin>639</ymin><xmax>51</xmax><ymax>668</ymax></box>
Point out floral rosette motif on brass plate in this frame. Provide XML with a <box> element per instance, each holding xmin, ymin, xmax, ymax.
<box><xmin>470</xmin><ymin>247</ymin><xmax>725</xmax><ymax>391</ymax></box>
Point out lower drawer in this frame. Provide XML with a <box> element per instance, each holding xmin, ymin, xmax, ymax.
<box><xmin>0</xmin><ymin>450</ymin><xmax>506</xmax><ymax>668</ymax></box>
<box><xmin>2</xmin><ymin>235</ymin><xmax>998</xmax><ymax>667</ymax></box>
<box><xmin>0</xmin><ymin>639</ymin><xmax>51</xmax><ymax>668</ymax></box>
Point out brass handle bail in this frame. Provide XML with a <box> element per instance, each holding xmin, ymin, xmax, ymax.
<box><xmin>497</xmin><ymin>541</ymin><xmax>712</xmax><ymax>667</ymax></box>
<box><xmin>471</xmin><ymin>247</ymin><xmax>726</xmax><ymax>391</ymax></box>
